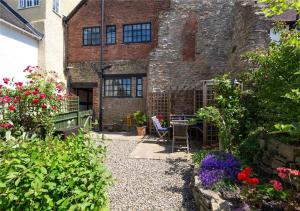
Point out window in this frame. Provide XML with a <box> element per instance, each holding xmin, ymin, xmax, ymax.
<box><xmin>19</xmin><ymin>0</ymin><xmax>39</xmax><ymax>8</ymax></box>
<box><xmin>105</xmin><ymin>78</ymin><xmax>131</xmax><ymax>97</ymax></box>
<box><xmin>136</xmin><ymin>78</ymin><xmax>143</xmax><ymax>97</ymax></box>
<box><xmin>83</xmin><ymin>27</ymin><xmax>101</xmax><ymax>46</ymax></box>
<box><xmin>123</xmin><ymin>23</ymin><xmax>151</xmax><ymax>43</ymax></box>
<box><xmin>106</xmin><ymin>25</ymin><xmax>116</xmax><ymax>44</ymax></box>
<box><xmin>52</xmin><ymin>0</ymin><xmax>59</xmax><ymax>13</ymax></box>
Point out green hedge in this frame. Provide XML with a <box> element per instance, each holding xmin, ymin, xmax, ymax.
<box><xmin>0</xmin><ymin>132</ymin><xmax>112</xmax><ymax>210</ymax></box>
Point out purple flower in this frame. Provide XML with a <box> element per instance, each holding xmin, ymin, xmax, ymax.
<box><xmin>198</xmin><ymin>151</ymin><xmax>240</xmax><ymax>188</ymax></box>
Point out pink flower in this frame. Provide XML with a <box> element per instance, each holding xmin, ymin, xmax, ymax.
<box><xmin>290</xmin><ymin>170</ymin><xmax>300</xmax><ymax>177</ymax></box>
<box><xmin>8</xmin><ymin>104</ymin><xmax>16</xmax><ymax>111</ymax></box>
<box><xmin>0</xmin><ymin>85</ymin><xmax>2</xmax><ymax>89</ymax></box>
<box><xmin>270</xmin><ymin>180</ymin><xmax>283</xmax><ymax>191</ymax></box>
<box><xmin>52</xmin><ymin>105</ymin><xmax>58</xmax><ymax>110</ymax></box>
<box><xmin>0</xmin><ymin>122</ymin><xmax>13</xmax><ymax>129</ymax></box>
<box><xmin>278</xmin><ymin>172</ymin><xmax>288</xmax><ymax>179</ymax></box>
<box><xmin>2</xmin><ymin>96</ymin><xmax>11</xmax><ymax>103</ymax></box>
<box><xmin>56</xmin><ymin>84</ymin><xmax>63</xmax><ymax>91</ymax></box>
<box><xmin>3</xmin><ymin>78</ymin><xmax>9</xmax><ymax>84</ymax></box>
<box><xmin>13</xmin><ymin>96</ymin><xmax>21</xmax><ymax>103</ymax></box>
<box><xmin>41</xmin><ymin>104</ymin><xmax>47</xmax><ymax>109</ymax></box>
<box><xmin>39</xmin><ymin>93</ymin><xmax>46</xmax><ymax>99</ymax></box>
<box><xmin>23</xmin><ymin>65</ymin><xmax>34</xmax><ymax>73</ymax></box>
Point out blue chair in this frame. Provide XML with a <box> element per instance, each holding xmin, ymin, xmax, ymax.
<box><xmin>152</xmin><ymin>116</ymin><xmax>170</xmax><ymax>141</ymax></box>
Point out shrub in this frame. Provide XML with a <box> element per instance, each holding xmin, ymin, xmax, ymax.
<box><xmin>133</xmin><ymin>111</ymin><xmax>147</xmax><ymax>127</ymax></box>
<box><xmin>198</xmin><ymin>151</ymin><xmax>240</xmax><ymax>189</ymax></box>
<box><xmin>0</xmin><ymin>66</ymin><xmax>65</xmax><ymax>137</ymax></box>
<box><xmin>0</xmin><ymin>132</ymin><xmax>112</xmax><ymax>210</ymax></box>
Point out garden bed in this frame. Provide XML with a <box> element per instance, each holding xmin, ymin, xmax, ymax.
<box><xmin>190</xmin><ymin>165</ymin><xmax>237</xmax><ymax>211</ymax></box>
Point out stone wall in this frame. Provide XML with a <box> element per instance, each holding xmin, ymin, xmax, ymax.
<box><xmin>260</xmin><ymin>139</ymin><xmax>300</xmax><ymax>174</ymax></box>
<box><xmin>148</xmin><ymin>0</ymin><xmax>270</xmax><ymax>93</ymax></box>
<box><xmin>228</xmin><ymin>0</ymin><xmax>271</xmax><ymax>73</ymax></box>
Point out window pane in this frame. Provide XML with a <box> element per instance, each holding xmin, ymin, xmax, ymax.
<box><xmin>123</xmin><ymin>23</ymin><xmax>151</xmax><ymax>43</ymax></box>
<box><xmin>83</xmin><ymin>27</ymin><xmax>100</xmax><ymax>46</ymax></box>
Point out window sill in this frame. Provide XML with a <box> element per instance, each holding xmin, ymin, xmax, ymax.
<box><xmin>18</xmin><ymin>5</ymin><xmax>40</xmax><ymax>10</ymax></box>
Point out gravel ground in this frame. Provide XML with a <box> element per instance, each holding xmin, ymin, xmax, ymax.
<box><xmin>105</xmin><ymin>139</ymin><xmax>197</xmax><ymax>211</ymax></box>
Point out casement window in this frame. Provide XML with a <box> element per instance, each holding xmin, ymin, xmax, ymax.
<box><xmin>123</xmin><ymin>22</ymin><xmax>151</xmax><ymax>43</ymax></box>
<box><xmin>52</xmin><ymin>0</ymin><xmax>59</xmax><ymax>13</ymax></box>
<box><xmin>83</xmin><ymin>27</ymin><xmax>101</xmax><ymax>46</ymax></box>
<box><xmin>106</xmin><ymin>25</ymin><xmax>116</xmax><ymax>44</ymax></box>
<box><xmin>19</xmin><ymin>0</ymin><xmax>39</xmax><ymax>8</ymax></box>
<box><xmin>136</xmin><ymin>78</ymin><xmax>143</xmax><ymax>97</ymax></box>
<box><xmin>104</xmin><ymin>78</ymin><xmax>132</xmax><ymax>97</ymax></box>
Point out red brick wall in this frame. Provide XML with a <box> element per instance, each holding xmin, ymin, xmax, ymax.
<box><xmin>182</xmin><ymin>12</ymin><xmax>198</xmax><ymax>61</ymax></box>
<box><xmin>67</xmin><ymin>0</ymin><xmax>170</xmax><ymax>63</ymax></box>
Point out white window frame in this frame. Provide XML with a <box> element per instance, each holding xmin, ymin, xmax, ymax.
<box><xmin>52</xmin><ymin>0</ymin><xmax>59</xmax><ymax>13</ymax></box>
<box><xmin>19</xmin><ymin>0</ymin><xmax>39</xmax><ymax>9</ymax></box>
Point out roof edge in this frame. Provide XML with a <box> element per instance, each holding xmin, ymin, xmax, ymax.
<box><xmin>65</xmin><ymin>0</ymin><xmax>88</xmax><ymax>23</ymax></box>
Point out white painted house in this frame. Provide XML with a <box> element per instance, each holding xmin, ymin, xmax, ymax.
<box><xmin>0</xmin><ymin>0</ymin><xmax>42</xmax><ymax>82</ymax></box>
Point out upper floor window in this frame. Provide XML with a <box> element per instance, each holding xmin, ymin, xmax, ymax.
<box><xmin>104</xmin><ymin>78</ymin><xmax>131</xmax><ymax>97</ymax></box>
<box><xmin>123</xmin><ymin>23</ymin><xmax>151</xmax><ymax>43</ymax></box>
<box><xmin>19</xmin><ymin>0</ymin><xmax>39</xmax><ymax>8</ymax></box>
<box><xmin>106</xmin><ymin>25</ymin><xmax>116</xmax><ymax>44</ymax></box>
<box><xmin>83</xmin><ymin>27</ymin><xmax>101</xmax><ymax>46</ymax></box>
<box><xmin>52</xmin><ymin>0</ymin><xmax>59</xmax><ymax>13</ymax></box>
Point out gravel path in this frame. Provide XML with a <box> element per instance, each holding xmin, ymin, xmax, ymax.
<box><xmin>105</xmin><ymin>139</ymin><xmax>197</xmax><ymax>211</ymax></box>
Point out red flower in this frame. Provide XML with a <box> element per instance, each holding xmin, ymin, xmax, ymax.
<box><xmin>32</xmin><ymin>90</ymin><xmax>39</xmax><ymax>95</ymax></box>
<box><xmin>270</xmin><ymin>180</ymin><xmax>283</xmax><ymax>191</ymax></box>
<box><xmin>246</xmin><ymin>177</ymin><xmax>259</xmax><ymax>185</ymax></box>
<box><xmin>24</xmin><ymin>90</ymin><xmax>31</xmax><ymax>96</ymax></box>
<box><xmin>32</xmin><ymin>98</ymin><xmax>39</xmax><ymax>105</ymax></box>
<box><xmin>23</xmin><ymin>65</ymin><xmax>34</xmax><ymax>73</ymax></box>
<box><xmin>52</xmin><ymin>105</ymin><xmax>58</xmax><ymax>110</ymax></box>
<box><xmin>3</xmin><ymin>78</ymin><xmax>9</xmax><ymax>84</ymax></box>
<box><xmin>0</xmin><ymin>122</ymin><xmax>13</xmax><ymax>129</ymax></box>
<box><xmin>14</xmin><ymin>82</ymin><xmax>23</xmax><ymax>87</ymax></box>
<box><xmin>29</xmin><ymin>80</ymin><xmax>33</xmax><ymax>84</ymax></box>
<box><xmin>13</xmin><ymin>96</ymin><xmax>21</xmax><ymax>103</ymax></box>
<box><xmin>237</xmin><ymin>172</ymin><xmax>248</xmax><ymax>181</ymax></box>
<box><xmin>41</xmin><ymin>104</ymin><xmax>47</xmax><ymax>109</ymax></box>
<box><xmin>8</xmin><ymin>104</ymin><xmax>16</xmax><ymax>111</ymax></box>
<box><xmin>0</xmin><ymin>85</ymin><xmax>2</xmax><ymax>89</ymax></box>
<box><xmin>2</xmin><ymin>96</ymin><xmax>10</xmax><ymax>103</ymax></box>
<box><xmin>39</xmin><ymin>93</ymin><xmax>46</xmax><ymax>99</ymax></box>
<box><xmin>243</xmin><ymin>167</ymin><xmax>252</xmax><ymax>177</ymax></box>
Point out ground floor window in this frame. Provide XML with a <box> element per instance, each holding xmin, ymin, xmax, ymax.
<box><xmin>76</xmin><ymin>88</ymin><xmax>93</xmax><ymax>111</ymax></box>
<box><xmin>104</xmin><ymin>78</ymin><xmax>131</xmax><ymax>97</ymax></box>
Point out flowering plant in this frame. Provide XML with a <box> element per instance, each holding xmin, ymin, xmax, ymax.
<box><xmin>0</xmin><ymin>66</ymin><xmax>65</xmax><ymax>137</ymax></box>
<box><xmin>198</xmin><ymin>151</ymin><xmax>240</xmax><ymax>189</ymax></box>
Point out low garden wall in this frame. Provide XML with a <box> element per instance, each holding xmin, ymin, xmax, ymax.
<box><xmin>260</xmin><ymin>139</ymin><xmax>300</xmax><ymax>174</ymax></box>
<box><xmin>190</xmin><ymin>166</ymin><xmax>233</xmax><ymax>211</ymax></box>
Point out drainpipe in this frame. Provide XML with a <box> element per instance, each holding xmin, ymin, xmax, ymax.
<box><xmin>99</xmin><ymin>0</ymin><xmax>105</xmax><ymax>131</ymax></box>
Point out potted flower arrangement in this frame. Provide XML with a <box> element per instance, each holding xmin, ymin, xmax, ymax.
<box><xmin>133</xmin><ymin>110</ymin><xmax>147</xmax><ymax>136</ymax></box>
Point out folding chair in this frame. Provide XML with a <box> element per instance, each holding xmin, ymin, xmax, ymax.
<box><xmin>151</xmin><ymin>116</ymin><xmax>170</xmax><ymax>141</ymax></box>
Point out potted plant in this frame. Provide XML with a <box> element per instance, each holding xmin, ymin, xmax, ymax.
<box><xmin>133</xmin><ymin>111</ymin><xmax>147</xmax><ymax>136</ymax></box>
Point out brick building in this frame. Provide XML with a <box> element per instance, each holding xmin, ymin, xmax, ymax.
<box><xmin>65</xmin><ymin>0</ymin><xmax>273</xmax><ymax>130</ymax></box>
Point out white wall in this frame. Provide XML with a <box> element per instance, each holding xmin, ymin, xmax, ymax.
<box><xmin>0</xmin><ymin>22</ymin><xmax>39</xmax><ymax>82</ymax></box>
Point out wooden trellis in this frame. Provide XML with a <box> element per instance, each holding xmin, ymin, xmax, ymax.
<box><xmin>148</xmin><ymin>80</ymin><xmax>219</xmax><ymax>147</ymax></box>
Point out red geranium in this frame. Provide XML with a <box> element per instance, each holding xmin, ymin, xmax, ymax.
<box><xmin>0</xmin><ymin>85</ymin><xmax>2</xmax><ymax>89</ymax></box>
<box><xmin>237</xmin><ymin>172</ymin><xmax>248</xmax><ymax>181</ymax></box>
<box><xmin>24</xmin><ymin>90</ymin><xmax>31</xmax><ymax>96</ymax></box>
<box><xmin>32</xmin><ymin>98</ymin><xmax>39</xmax><ymax>104</ymax></box>
<box><xmin>2</xmin><ymin>96</ymin><xmax>11</xmax><ymax>103</ymax></box>
<box><xmin>52</xmin><ymin>105</ymin><xmax>57</xmax><ymax>110</ymax></box>
<box><xmin>32</xmin><ymin>90</ymin><xmax>39</xmax><ymax>95</ymax></box>
<box><xmin>246</xmin><ymin>177</ymin><xmax>259</xmax><ymax>185</ymax></box>
<box><xmin>39</xmin><ymin>93</ymin><xmax>46</xmax><ymax>99</ymax></box>
<box><xmin>14</xmin><ymin>82</ymin><xmax>23</xmax><ymax>87</ymax></box>
<box><xmin>270</xmin><ymin>180</ymin><xmax>283</xmax><ymax>191</ymax></box>
<box><xmin>41</xmin><ymin>104</ymin><xmax>47</xmax><ymax>109</ymax></box>
<box><xmin>9</xmin><ymin>104</ymin><xmax>16</xmax><ymax>111</ymax></box>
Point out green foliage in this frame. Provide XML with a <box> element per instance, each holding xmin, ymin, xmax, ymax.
<box><xmin>133</xmin><ymin>110</ymin><xmax>147</xmax><ymax>127</ymax></box>
<box><xmin>258</xmin><ymin>184</ymin><xmax>289</xmax><ymax>201</ymax></box>
<box><xmin>258</xmin><ymin>0</ymin><xmax>300</xmax><ymax>17</ymax></box>
<box><xmin>196</xmin><ymin>75</ymin><xmax>245</xmax><ymax>151</ymax></box>
<box><xmin>246</xmin><ymin>30</ymin><xmax>300</xmax><ymax>138</ymax></box>
<box><xmin>192</xmin><ymin>150</ymin><xmax>212</xmax><ymax>166</ymax></box>
<box><xmin>0</xmin><ymin>132</ymin><xmax>112</xmax><ymax>210</ymax></box>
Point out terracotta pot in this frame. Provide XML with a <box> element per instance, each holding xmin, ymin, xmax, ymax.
<box><xmin>136</xmin><ymin>126</ymin><xmax>146</xmax><ymax>136</ymax></box>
